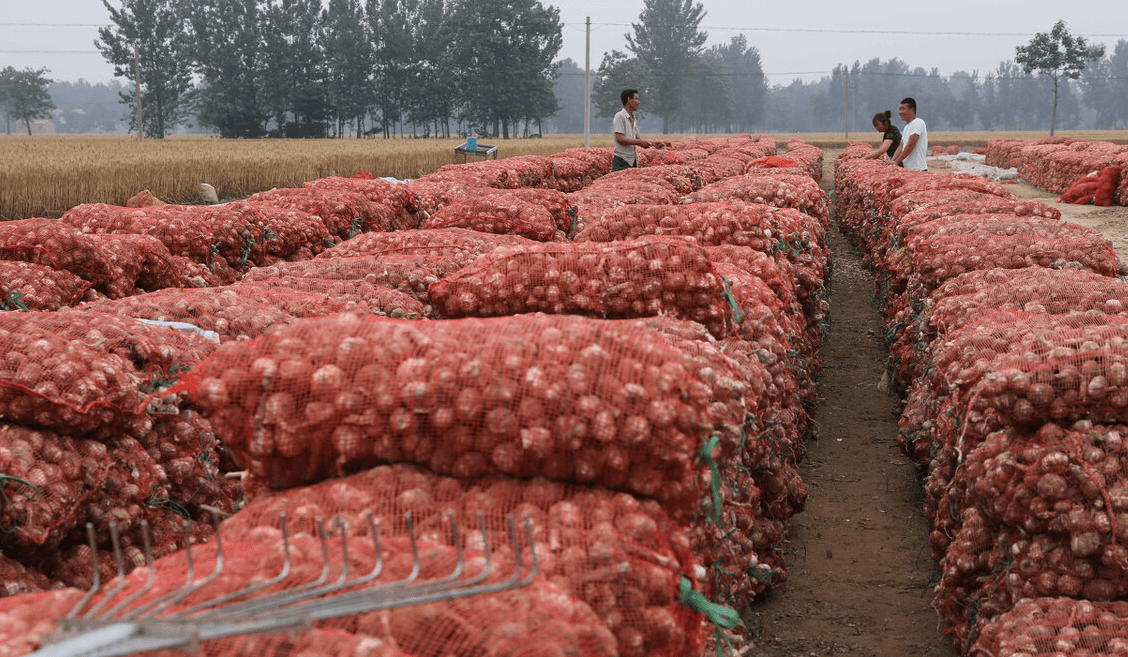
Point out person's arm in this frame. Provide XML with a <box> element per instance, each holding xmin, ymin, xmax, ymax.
<box><xmin>615</xmin><ymin>131</ymin><xmax>653</xmax><ymax>149</ymax></box>
<box><xmin>892</xmin><ymin>133</ymin><xmax>919</xmax><ymax>166</ymax></box>
<box><xmin>865</xmin><ymin>139</ymin><xmax>893</xmax><ymax>159</ymax></box>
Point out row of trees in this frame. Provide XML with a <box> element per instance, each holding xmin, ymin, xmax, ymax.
<box><xmin>7</xmin><ymin>3</ymin><xmax>1128</xmax><ymax>137</ymax></box>
<box><xmin>92</xmin><ymin>0</ymin><xmax>562</xmax><ymax>138</ymax></box>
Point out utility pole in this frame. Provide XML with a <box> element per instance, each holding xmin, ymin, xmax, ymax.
<box><xmin>584</xmin><ymin>17</ymin><xmax>591</xmax><ymax>147</ymax></box>
<box><xmin>844</xmin><ymin>70</ymin><xmax>849</xmax><ymax>140</ymax></box>
<box><xmin>134</xmin><ymin>46</ymin><xmax>142</xmax><ymax>142</ymax></box>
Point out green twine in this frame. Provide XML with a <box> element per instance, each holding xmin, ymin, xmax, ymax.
<box><xmin>0</xmin><ymin>474</ymin><xmax>42</xmax><ymax>532</ymax></box>
<box><xmin>720</xmin><ymin>276</ymin><xmax>742</xmax><ymax>325</ymax></box>
<box><xmin>349</xmin><ymin>217</ymin><xmax>362</xmax><ymax>240</ymax></box>
<box><xmin>2</xmin><ymin>291</ymin><xmax>30</xmax><ymax>312</ymax></box>
<box><xmin>699</xmin><ymin>435</ymin><xmax>723</xmax><ymax>525</ymax></box>
<box><xmin>679</xmin><ymin>577</ymin><xmax>740</xmax><ymax>657</ymax></box>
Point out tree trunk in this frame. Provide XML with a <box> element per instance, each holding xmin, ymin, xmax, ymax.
<box><xmin>1050</xmin><ymin>76</ymin><xmax>1059</xmax><ymax>136</ymax></box>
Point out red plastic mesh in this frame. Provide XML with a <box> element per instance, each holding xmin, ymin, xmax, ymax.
<box><xmin>302</xmin><ymin>174</ymin><xmax>415</xmax><ymax>231</ymax></box>
<box><xmin>0</xmin><ymin>552</ymin><xmax>59</xmax><ymax>598</ymax></box>
<box><xmin>247</xmin><ymin>186</ymin><xmax>392</xmax><ymax>237</ymax></box>
<box><xmin>0</xmin><ymin>218</ymin><xmax>182</xmax><ymax>299</ymax></box>
<box><xmin>598</xmin><ymin>165</ymin><xmax>706</xmax><ymax>195</ymax></box>
<box><xmin>174</xmin><ymin>313</ymin><xmax>746</xmax><ymax>520</ymax></box>
<box><xmin>224</xmin><ymin>464</ymin><xmax>703</xmax><ymax>657</ymax></box>
<box><xmin>566</xmin><ymin>180</ymin><xmax>681</xmax><ymax>234</ymax></box>
<box><xmin>970</xmin><ymin>597</ymin><xmax>1128</xmax><ymax>657</ymax></box>
<box><xmin>0</xmin><ymin>313</ymin><xmax>147</xmax><ymax>438</ymax></box>
<box><xmin>681</xmin><ymin>172</ymin><xmax>829</xmax><ymax>227</ymax></box>
<box><xmin>421</xmin><ymin>195</ymin><xmax>563</xmax><ymax>241</ymax></box>
<box><xmin>317</xmin><ymin>227</ymin><xmax>535</xmax><ymax>260</ymax></box>
<box><xmin>0</xmin><ymin>261</ymin><xmax>93</xmax><ymax>311</ymax></box>
<box><xmin>76</xmin><ymin>531</ymin><xmax>618</xmax><ymax>657</ymax></box>
<box><xmin>427</xmin><ymin>236</ymin><xmax>735</xmax><ymax>337</ymax></box>
<box><xmin>0</xmin><ymin>424</ymin><xmax>109</xmax><ymax>552</ymax></box>
<box><xmin>435</xmin><ymin>155</ymin><xmax>558</xmax><ymax>190</ymax></box>
<box><xmin>0</xmin><ymin>588</ymin><xmax>85</xmax><ymax>652</ymax></box>
<box><xmin>76</xmin><ymin>287</ymin><xmax>296</xmax><ymax>342</ymax></box>
<box><xmin>59</xmin><ymin>203</ymin><xmax>269</xmax><ymax>270</ymax></box>
<box><xmin>24</xmin><ymin>310</ymin><xmax>216</xmax><ymax>385</ymax></box>
<box><xmin>887</xmin><ymin>267</ymin><xmax>1128</xmax><ymax>396</ymax></box>
<box><xmin>232</xmin><ymin>277</ymin><xmax>427</xmax><ymax>319</ymax></box>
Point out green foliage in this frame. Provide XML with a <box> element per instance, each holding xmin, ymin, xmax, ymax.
<box><xmin>625</xmin><ymin>0</ymin><xmax>707</xmax><ymax>133</ymax></box>
<box><xmin>185</xmin><ymin>0</ymin><xmax>269</xmax><ymax>138</ymax></box>
<box><xmin>0</xmin><ymin>66</ymin><xmax>56</xmax><ymax>135</ymax></box>
<box><xmin>321</xmin><ymin>0</ymin><xmax>373</xmax><ymax>137</ymax></box>
<box><xmin>1015</xmin><ymin>20</ymin><xmax>1105</xmax><ymax>134</ymax></box>
<box><xmin>446</xmin><ymin>0</ymin><xmax>561</xmax><ymax>139</ymax></box>
<box><xmin>592</xmin><ymin>50</ymin><xmax>643</xmax><ymax>121</ymax></box>
<box><xmin>262</xmin><ymin>0</ymin><xmax>330</xmax><ymax>138</ymax></box>
<box><xmin>96</xmin><ymin>0</ymin><xmax>195</xmax><ymax>138</ymax></box>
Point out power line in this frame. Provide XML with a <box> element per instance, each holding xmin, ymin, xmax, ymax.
<box><xmin>566</xmin><ymin>21</ymin><xmax>1128</xmax><ymax>39</ymax></box>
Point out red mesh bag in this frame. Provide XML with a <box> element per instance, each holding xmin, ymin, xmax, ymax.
<box><xmin>1095</xmin><ymin>165</ymin><xmax>1123</xmax><ymax>207</ymax></box>
<box><xmin>745</xmin><ymin>156</ymin><xmax>796</xmax><ymax>171</ymax></box>
<box><xmin>0</xmin><ymin>553</ymin><xmax>59</xmax><ymax>598</ymax></box>
<box><xmin>27</xmin><ymin>310</ymin><xmax>217</xmax><ymax>386</ymax></box>
<box><xmin>124</xmin><ymin>189</ymin><xmax>166</xmax><ymax>207</ymax></box>
<box><xmin>403</xmin><ymin>183</ymin><xmax>577</xmax><ymax>228</ymax></box>
<box><xmin>0</xmin><ymin>313</ymin><xmax>146</xmax><ymax>438</ymax></box>
<box><xmin>0</xmin><ymin>588</ymin><xmax>85</xmax><ymax>653</ymax></box>
<box><xmin>217</xmin><ymin>201</ymin><xmax>333</xmax><ymax>263</ymax></box>
<box><xmin>884</xmin><ymin>214</ymin><xmax>1122</xmax><ymax>313</ymax></box>
<box><xmin>0</xmin><ymin>218</ymin><xmax>180</xmax><ymax>299</ymax></box>
<box><xmin>247</xmin><ymin>186</ymin><xmax>390</xmax><ymax>237</ymax></box>
<box><xmin>970</xmin><ymin>597</ymin><xmax>1128</xmax><ymax>657</ymax></box>
<box><xmin>175</xmin><ymin>313</ymin><xmax>746</xmax><ymax>520</ymax></box>
<box><xmin>77</xmin><ymin>287</ymin><xmax>296</xmax><ymax>342</ymax></box>
<box><xmin>243</xmin><ymin>254</ymin><xmax>457</xmax><ymax>310</ymax></box>
<box><xmin>0</xmin><ymin>424</ymin><xmax>110</xmax><ymax>552</ymax></box>
<box><xmin>575</xmin><ymin>202</ymin><xmax>827</xmax><ymax>263</ymax></box>
<box><xmin>1061</xmin><ymin>174</ymin><xmax>1102</xmax><ymax>204</ymax></box>
<box><xmin>682</xmin><ymin>172</ymin><xmax>829</xmax><ymax>227</ymax></box>
<box><xmin>225</xmin><ymin>464</ymin><xmax>705</xmax><ymax>657</ymax></box>
<box><xmin>598</xmin><ymin>165</ymin><xmax>706</xmax><ymax>195</ymax></box>
<box><xmin>59</xmin><ymin>203</ymin><xmax>265</xmax><ymax>269</ymax></box>
<box><xmin>435</xmin><ymin>155</ymin><xmax>557</xmax><ymax>189</ymax></box>
<box><xmin>545</xmin><ymin>156</ymin><xmax>602</xmax><ymax>192</ymax></box>
<box><xmin>0</xmin><ymin>261</ymin><xmax>93</xmax><ymax>311</ymax></box>
<box><xmin>427</xmin><ymin>236</ymin><xmax>735</xmax><ymax>338</ymax></box>
<box><xmin>233</xmin><ymin>277</ymin><xmax>427</xmax><ymax>319</ymax></box>
<box><xmin>888</xmin><ymin>267</ymin><xmax>1128</xmax><ymax>396</ymax></box>
<box><xmin>65</xmin><ymin>530</ymin><xmax>618</xmax><ymax>657</ymax></box>
<box><xmin>303</xmin><ymin>174</ymin><xmax>415</xmax><ymax>230</ymax></box>
<box><xmin>421</xmin><ymin>195</ymin><xmax>563</xmax><ymax>241</ymax></box>
<box><xmin>566</xmin><ymin>180</ymin><xmax>681</xmax><ymax>234</ymax></box>
<box><xmin>317</xmin><ymin>227</ymin><xmax>535</xmax><ymax>260</ymax></box>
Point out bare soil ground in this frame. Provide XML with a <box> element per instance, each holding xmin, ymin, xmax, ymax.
<box><xmin>742</xmin><ymin>152</ymin><xmax>1128</xmax><ymax>656</ymax></box>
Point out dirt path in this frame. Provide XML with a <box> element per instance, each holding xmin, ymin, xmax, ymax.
<box><xmin>745</xmin><ymin>154</ymin><xmax>956</xmax><ymax>656</ymax></box>
<box><xmin>744</xmin><ymin>152</ymin><xmax>1128</xmax><ymax>656</ymax></box>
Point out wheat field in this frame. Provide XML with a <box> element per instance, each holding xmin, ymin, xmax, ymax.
<box><xmin>2</xmin><ymin>130</ymin><xmax>1125</xmax><ymax>221</ymax></box>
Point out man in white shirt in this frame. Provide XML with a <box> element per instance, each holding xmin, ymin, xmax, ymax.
<box><xmin>612</xmin><ymin>89</ymin><xmax>667</xmax><ymax>171</ymax></box>
<box><xmin>891</xmin><ymin>97</ymin><xmax>928</xmax><ymax>171</ymax></box>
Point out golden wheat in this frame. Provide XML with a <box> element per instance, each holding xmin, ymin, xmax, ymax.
<box><xmin>2</xmin><ymin>131</ymin><xmax>1125</xmax><ymax>221</ymax></box>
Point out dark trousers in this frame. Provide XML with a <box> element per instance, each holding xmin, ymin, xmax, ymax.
<box><xmin>612</xmin><ymin>155</ymin><xmax>636</xmax><ymax>171</ymax></box>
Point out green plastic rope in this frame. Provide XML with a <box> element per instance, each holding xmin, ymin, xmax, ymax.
<box><xmin>2</xmin><ymin>291</ymin><xmax>29</xmax><ymax>312</ymax></box>
<box><xmin>0</xmin><ymin>474</ymin><xmax>43</xmax><ymax>532</ymax></box>
<box><xmin>720</xmin><ymin>276</ymin><xmax>742</xmax><ymax>325</ymax></box>
<box><xmin>699</xmin><ymin>435</ymin><xmax>723</xmax><ymax>524</ymax></box>
<box><xmin>679</xmin><ymin>577</ymin><xmax>740</xmax><ymax>656</ymax></box>
<box><xmin>349</xmin><ymin>217</ymin><xmax>362</xmax><ymax>240</ymax></box>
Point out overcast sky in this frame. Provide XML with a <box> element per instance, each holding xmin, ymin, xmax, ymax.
<box><xmin>2</xmin><ymin>0</ymin><xmax>1127</xmax><ymax>86</ymax></box>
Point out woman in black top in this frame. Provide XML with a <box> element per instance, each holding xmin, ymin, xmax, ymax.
<box><xmin>864</xmin><ymin>110</ymin><xmax>902</xmax><ymax>165</ymax></box>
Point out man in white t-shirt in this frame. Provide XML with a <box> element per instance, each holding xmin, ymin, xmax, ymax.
<box><xmin>891</xmin><ymin>97</ymin><xmax>928</xmax><ymax>171</ymax></box>
<box><xmin>612</xmin><ymin>89</ymin><xmax>668</xmax><ymax>171</ymax></box>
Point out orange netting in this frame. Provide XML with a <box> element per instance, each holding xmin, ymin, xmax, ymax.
<box><xmin>173</xmin><ymin>313</ymin><xmax>746</xmax><ymax>520</ymax></box>
<box><xmin>427</xmin><ymin>236</ymin><xmax>735</xmax><ymax>337</ymax></box>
